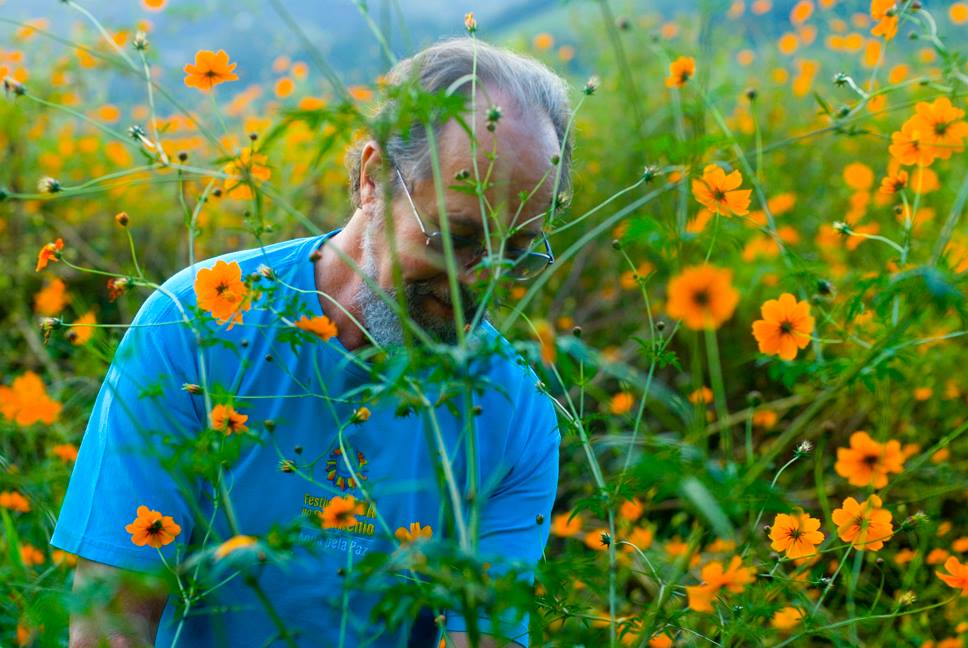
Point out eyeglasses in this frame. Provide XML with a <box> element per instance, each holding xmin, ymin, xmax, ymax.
<box><xmin>394</xmin><ymin>167</ymin><xmax>554</xmax><ymax>281</ymax></box>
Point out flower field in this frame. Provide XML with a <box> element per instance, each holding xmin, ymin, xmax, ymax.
<box><xmin>2</xmin><ymin>0</ymin><xmax>968</xmax><ymax>646</ymax></box>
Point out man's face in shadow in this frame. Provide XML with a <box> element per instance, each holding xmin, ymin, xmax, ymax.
<box><xmin>357</xmin><ymin>87</ymin><xmax>560</xmax><ymax>348</ymax></box>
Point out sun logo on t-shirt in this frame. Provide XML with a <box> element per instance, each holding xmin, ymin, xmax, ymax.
<box><xmin>325</xmin><ymin>447</ymin><xmax>368</xmax><ymax>491</ymax></box>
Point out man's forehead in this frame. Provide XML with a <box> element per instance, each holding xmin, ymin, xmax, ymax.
<box><xmin>436</xmin><ymin>118</ymin><xmax>557</xmax><ymax>225</ymax></box>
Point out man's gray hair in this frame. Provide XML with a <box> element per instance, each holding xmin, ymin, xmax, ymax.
<box><xmin>345</xmin><ymin>36</ymin><xmax>573</xmax><ymax>211</ymax></box>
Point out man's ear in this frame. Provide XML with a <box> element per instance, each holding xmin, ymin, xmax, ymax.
<box><xmin>358</xmin><ymin>139</ymin><xmax>386</xmax><ymax>207</ymax></box>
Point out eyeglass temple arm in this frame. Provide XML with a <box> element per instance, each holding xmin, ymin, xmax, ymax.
<box><xmin>395</xmin><ymin>167</ymin><xmax>432</xmax><ymax>239</ymax></box>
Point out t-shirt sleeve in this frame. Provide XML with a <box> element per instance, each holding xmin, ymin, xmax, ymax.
<box><xmin>444</xmin><ymin>375</ymin><xmax>561</xmax><ymax>648</ymax></box>
<box><xmin>50</xmin><ymin>286</ymin><xmax>203</xmax><ymax>572</ymax></box>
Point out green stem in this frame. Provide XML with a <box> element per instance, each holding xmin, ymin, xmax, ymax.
<box><xmin>703</xmin><ymin>327</ymin><xmax>730</xmax><ymax>457</ymax></box>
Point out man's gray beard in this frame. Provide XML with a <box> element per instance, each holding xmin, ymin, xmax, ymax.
<box><xmin>356</xmin><ymin>222</ymin><xmax>485</xmax><ymax>348</ymax></box>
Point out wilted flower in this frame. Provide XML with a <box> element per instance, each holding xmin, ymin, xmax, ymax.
<box><xmin>35</xmin><ymin>238</ymin><xmax>64</xmax><ymax>272</ymax></box>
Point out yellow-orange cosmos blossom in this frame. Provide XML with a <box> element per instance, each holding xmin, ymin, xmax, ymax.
<box><xmin>125</xmin><ymin>505</ymin><xmax>182</xmax><ymax>548</ymax></box>
<box><xmin>769</xmin><ymin>511</ymin><xmax>824</xmax><ymax>559</ymax></box>
<box><xmin>395</xmin><ymin>522</ymin><xmax>433</xmax><ymax>544</ymax></box>
<box><xmin>666</xmin><ymin>265</ymin><xmax>739</xmax><ymax>330</ymax></box>
<box><xmin>692</xmin><ymin>164</ymin><xmax>752</xmax><ymax>217</ymax></box>
<box><xmin>832</xmin><ymin>495</ymin><xmax>894</xmax><ymax>551</ymax></box>
<box><xmin>936</xmin><ymin>556</ymin><xmax>968</xmax><ymax>596</ymax></box>
<box><xmin>752</xmin><ymin>293</ymin><xmax>814</xmax><ymax>361</ymax></box>
<box><xmin>685</xmin><ymin>556</ymin><xmax>755</xmax><ymax>612</ymax></box>
<box><xmin>183</xmin><ymin>49</ymin><xmax>238</xmax><ymax>92</ymax></box>
<box><xmin>834</xmin><ymin>431</ymin><xmax>904</xmax><ymax>488</ymax></box>
<box><xmin>194</xmin><ymin>260</ymin><xmax>251</xmax><ymax>329</ymax></box>
<box><xmin>665</xmin><ymin>56</ymin><xmax>696</xmax><ymax>88</ymax></box>
<box><xmin>294</xmin><ymin>315</ymin><xmax>338</xmax><ymax>341</ymax></box>
<box><xmin>210</xmin><ymin>403</ymin><xmax>249</xmax><ymax>435</ymax></box>
<box><xmin>319</xmin><ymin>495</ymin><xmax>364</xmax><ymax>529</ymax></box>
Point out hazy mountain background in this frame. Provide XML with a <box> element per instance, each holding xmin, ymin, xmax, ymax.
<box><xmin>0</xmin><ymin>0</ymin><xmax>801</xmax><ymax>94</ymax></box>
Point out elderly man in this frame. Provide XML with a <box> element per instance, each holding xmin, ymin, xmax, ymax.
<box><xmin>53</xmin><ymin>36</ymin><xmax>572</xmax><ymax>648</ymax></box>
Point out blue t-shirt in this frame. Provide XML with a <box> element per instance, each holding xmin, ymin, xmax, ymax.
<box><xmin>51</xmin><ymin>229</ymin><xmax>560</xmax><ymax>647</ymax></box>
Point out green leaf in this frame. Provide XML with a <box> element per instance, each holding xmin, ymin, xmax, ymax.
<box><xmin>679</xmin><ymin>477</ymin><xmax>734</xmax><ymax>539</ymax></box>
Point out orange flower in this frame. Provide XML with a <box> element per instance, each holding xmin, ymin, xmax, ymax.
<box><xmin>34</xmin><ymin>278</ymin><xmax>70</xmax><ymax>316</ymax></box>
<box><xmin>620</xmin><ymin>497</ymin><xmax>644</xmax><ymax>522</ymax></box>
<box><xmin>124</xmin><ymin>505</ymin><xmax>182</xmax><ymax>548</ymax></box>
<box><xmin>889</xmin><ymin>119</ymin><xmax>935</xmax><ymax>166</ymax></box>
<box><xmin>752</xmin><ymin>409</ymin><xmax>778</xmax><ymax>428</ymax></box>
<box><xmin>685</xmin><ymin>582</ymin><xmax>720</xmax><ymax>613</ymax></box>
<box><xmin>834</xmin><ymin>431</ymin><xmax>904</xmax><ymax>488</ymax></box>
<box><xmin>19</xmin><ymin>543</ymin><xmax>45</xmax><ymax>566</ymax></box>
<box><xmin>551</xmin><ymin>512</ymin><xmax>582</xmax><ymax>537</ymax></box>
<box><xmin>870</xmin><ymin>0</ymin><xmax>898</xmax><ymax>40</ymax></box>
<box><xmin>752</xmin><ymin>293</ymin><xmax>814</xmax><ymax>361</ymax></box>
<box><xmin>610</xmin><ymin>392</ymin><xmax>634</xmax><ymax>415</ymax></box>
<box><xmin>319</xmin><ymin>495</ymin><xmax>364</xmax><ymax>529</ymax></box>
<box><xmin>52</xmin><ymin>549</ymin><xmax>78</xmax><ymax>567</ymax></box>
<box><xmin>35</xmin><ymin>238</ymin><xmax>63</xmax><ymax>271</ymax></box>
<box><xmin>0</xmin><ymin>490</ymin><xmax>31</xmax><ymax>513</ymax></box>
<box><xmin>832</xmin><ymin>495</ymin><xmax>894</xmax><ymax>551</ymax></box>
<box><xmin>688</xmin><ymin>386</ymin><xmax>713</xmax><ymax>405</ymax></box>
<box><xmin>183</xmin><ymin>49</ymin><xmax>238</xmax><ymax>91</ymax></box>
<box><xmin>194</xmin><ymin>260</ymin><xmax>250</xmax><ymax>329</ymax></box>
<box><xmin>214</xmin><ymin>534</ymin><xmax>257</xmax><ymax>559</ymax></box>
<box><xmin>294</xmin><ymin>315</ymin><xmax>338</xmax><ymax>341</ymax></box>
<box><xmin>685</xmin><ymin>556</ymin><xmax>755</xmax><ymax>612</ymax></box>
<box><xmin>879</xmin><ymin>169</ymin><xmax>908</xmax><ymax>194</ymax></box>
<box><xmin>534</xmin><ymin>319</ymin><xmax>556</xmax><ymax>365</ymax></box>
<box><xmin>665</xmin><ymin>56</ymin><xmax>696</xmax><ymax>88</ymax></box>
<box><xmin>68</xmin><ymin>311</ymin><xmax>97</xmax><ymax>345</ymax></box>
<box><xmin>666</xmin><ymin>265</ymin><xmax>739</xmax><ymax>330</ymax></box>
<box><xmin>222</xmin><ymin>147</ymin><xmax>271</xmax><ymax>200</ymax></box>
<box><xmin>771</xmin><ymin>606</ymin><xmax>804</xmax><ymax>632</ymax></box>
<box><xmin>910</xmin><ymin>97</ymin><xmax>968</xmax><ymax>162</ymax></box>
<box><xmin>622</xmin><ymin>526</ymin><xmax>654</xmax><ymax>552</ymax></box>
<box><xmin>51</xmin><ymin>443</ymin><xmax>78</xmax><ymax>463</ymax></box>
<box><xmin>691</xmin><ymin>164</ymin><xmax>752</xmax><ymax>216</ymax></box>
<box><xmin>584</xmin><ymin>528</ymin><xmax>610</xmax><ymax>551</ymax></box>
<box><xmin>769</xmin><ymin>511</ymin><xmax>824</xmax><ymax>559</ymax></box>
<box><xmin>395</xmin><ymin>522</ymin><xmax>433</xmax><ymax>544</ymax></box>
<box><xmin>936</xmin><ymin>556</ymin><xmax>968</xmax><ymax>596</ymax></box>
<box><xmin>0</xmin><ymin>371</ymin><xmax>62</xmax><ymax>426</ymax></box>
<box><xmin>209</xmin><ymin>404</ymin><xmax>248</xmax><ymax>434</ymax></box>
<box><xmin>351</xmin><ymin>406</ymin><xmax>371</xmax><ymax>423</ymax></box>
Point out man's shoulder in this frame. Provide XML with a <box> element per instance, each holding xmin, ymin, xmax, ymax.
<box><xmin>475</xmin><ymin>320</ymin><xmax>552</xmax><ymax>411</ymax></box>
<box><xmin>136</xmin><ymin>235</ymin><xmax>322</xmax><ymax>321</ymax></box>
<box><xmin>165</xmin><ymin>235</ymin><xmax>319</xmax><ymax>293</ymax></box>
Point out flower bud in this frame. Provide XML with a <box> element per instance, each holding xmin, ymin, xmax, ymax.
<box><xmin>115</xmin><ymin>211</ymin><xmax>129</xmax><ymax>227</ymax></box>
<box><xmin>486</xmin><ymin>105</ymin><xmax>502</xmax><ymax>132</ymax></box>
<box><xmin>464</xmin><ymin>12</ymin><xmax>477</xmax><ymax>33</ymax></box>
<box><xmin>3</xmin><ymin>77</ymin><xmax>25</xmax><ymax>96</ymax></box>
<box><xmin>182</xmin><ymin>383</ymin><xmax>203</xmax><ymax>394</ymax></box>
<box><xmin>37</xmin><ymin>177</ymin><xmax>61</xmax><ymax>194</ymax></box>
<box><xmin>132</xmin><ymin>31</ymin><xmax>149</xmax><ymax>51</ymax></box>
<box><xmin>583</xmin><ymin>75</ymin><xmax>600</xmax><ymax>95</ymax></box>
